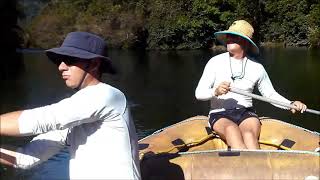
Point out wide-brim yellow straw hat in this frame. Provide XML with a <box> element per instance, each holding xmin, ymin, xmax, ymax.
<box><xmin>214</xmin><ymin>20</ymin><xmax>259</xmax><ymax>55</ymax></box>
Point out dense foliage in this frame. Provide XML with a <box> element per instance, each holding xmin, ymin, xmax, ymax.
<box><xmin>24</xmin><ymin>0</ymin><xmax>320</xmax><ymax>49</ymax></box>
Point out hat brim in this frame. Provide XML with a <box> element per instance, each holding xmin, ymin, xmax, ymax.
<box><xmin>45</xmin><ymin>46</ymin><xmax>116</xmax><ymax>74</ymax></box>
<box><xmin>214</xmin><ymin>31</ymin><xmax>259</xmax><ymax>55</ymax></box>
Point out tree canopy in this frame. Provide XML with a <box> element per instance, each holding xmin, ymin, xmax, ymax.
<box><xmin>24</xmin><ymin>0</ymin><xmax>320</xmax><ymax>49</ymax></box>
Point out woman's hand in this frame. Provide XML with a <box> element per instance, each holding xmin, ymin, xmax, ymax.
<box><xmin>214</xmin><ymin>81</ymin><xmax>231</xmax><ymax>96</ymax></box>
<box><xmin>290</xmin><ymin>101</ymin><xmax>307</xmax><ymax>113</ymax></box>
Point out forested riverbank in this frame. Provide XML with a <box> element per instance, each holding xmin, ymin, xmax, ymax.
<box><xmin>19</xmin><ymin>0</ymin><xmax>320</xmax><ymax>50</ymax></box>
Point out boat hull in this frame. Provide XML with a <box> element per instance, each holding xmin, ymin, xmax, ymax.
<box><xmin>139</xmin><ymin>116</ymin><xmax>320</xmax><ymax>180</ymax></box>
<box><xmin>141</xmin><ymin>150</ymin><xmax>319</xmax><ymax>180</ymax></box>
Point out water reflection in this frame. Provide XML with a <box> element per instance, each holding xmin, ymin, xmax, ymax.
<box><xmin>103</xmin><ymin>50</ymin><xmax>216</xmax><ymax>137</ymax></box>
<box><xmin>0</xmin><ymin>0</ymin><xmax>25</xmax><ymax>81</ymax></box>
<box><xmin>1</xmin><ymin>48</ymin><xmax>319</xmax><ymax>138</ymax></box>
<box><xmin>0</xmin><ymin>48</ymin><xmax>319</xmax><ymax>179</ymax></box>
<box><xmin>0</xmin><ymin>3</ymin><xmax>27</xmax><ymax>172</ymax></box>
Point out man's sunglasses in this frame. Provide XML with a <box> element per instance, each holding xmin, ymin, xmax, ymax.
<box><xmin>53</xmin><ymin>57</ymin><xmax>85</xmax><ymax>66</ymax></box>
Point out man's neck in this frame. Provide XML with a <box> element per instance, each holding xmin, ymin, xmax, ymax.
<box><xmin>78</xmin><ymin>75</ymin><xmax>101</xmax><ymax>90</ymax></box>
<box><xmin>85</xmin><ymin>79</ymin><xmax>100</xmax><ymax>87</ymax></box>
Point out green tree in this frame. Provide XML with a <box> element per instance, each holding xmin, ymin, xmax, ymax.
<box><xmin>24</xmin><ymin>0</ymin><xmax>319</xmax><ymax>49</ymax></box>
<box><xmin>262</xmin><ymin>0</ymin><xmax>317</xmax><ymax>46</ymax></box>
<box><xmin>307</xmin><ymin>2</ymin><xmax>320</xmax><ymax>48</ymax></box>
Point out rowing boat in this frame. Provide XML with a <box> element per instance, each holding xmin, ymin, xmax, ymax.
<box><xmin>139</xmin><ymin>116</ymin><xmax>319</xmax><ymax>180</ymax></box>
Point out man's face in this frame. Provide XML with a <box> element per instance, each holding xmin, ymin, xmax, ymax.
<box><xmin>57</xmin><ymin>58</ymin><xmax>89</xmax><ymax>89</ymax></box>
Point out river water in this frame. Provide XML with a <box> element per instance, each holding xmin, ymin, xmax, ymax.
<box><xmin>1</xmin><ymin>48</ymin><xmax>319</xmax><ymax>178</ymax></box>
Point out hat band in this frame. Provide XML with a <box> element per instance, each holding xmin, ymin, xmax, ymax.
<box><xmin>64</xmin><ymin>44</ymin><xmax>103</xmax><ymax>57</ymax></box>
<box><xmin>228</xmin><ymin>30</ymin><xmax>252</xmax><ymax>39</ymax></box>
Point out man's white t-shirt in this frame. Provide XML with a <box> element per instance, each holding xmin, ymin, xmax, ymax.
<box><xmin>16</xmin><ymin>83</ymin><xmax>141</xmax><ymax>179</ymax></box>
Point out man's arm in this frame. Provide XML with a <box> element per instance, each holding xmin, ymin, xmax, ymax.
<box><xmin>1</xmin><ymin>129</ymin><xmax>68</xmax><ymax>169</ymax></box>
<box><xmin>0</xmin><ymin>111</ymin><xmax>22</xmax><ymax>136</ymax></box>
<box><xmin>3</xmin><ymin>85</ymin><xmax>122</xmax><ymax>136</ymax></box>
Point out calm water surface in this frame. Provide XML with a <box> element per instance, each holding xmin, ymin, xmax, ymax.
<box><xmin>1</xmin><ymin>48</ymin><xmax>319</xmax><ymax>178</ymax></box>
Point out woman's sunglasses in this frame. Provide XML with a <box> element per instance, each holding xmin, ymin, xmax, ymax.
<box><xmin>225</xmin><ymin>34</ymin><xmax>243</xmax><ymax>44</ymax></box>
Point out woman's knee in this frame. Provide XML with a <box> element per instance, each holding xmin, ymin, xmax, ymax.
<box><xmin>239</xmin><ymin>119</ymin><xmax>261</xmax><ymax>136</ymax></box>
<box><xmin>224</xmin><ymin>125</ymin><xmax>240</xmax><ymax>134</ymax></box>
<box><xmin>241</xmin><ymin>130</ymin><xmax>258</xmax><ymax>140</ymax></box>
<box><xmin>241</xmin><ymin>130</ymin><xmax>260</xmax><ymax>149</ymax></box>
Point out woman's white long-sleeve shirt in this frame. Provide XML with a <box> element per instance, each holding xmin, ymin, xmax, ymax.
<box><xmin>16</xmin><ymin>83</ymin><xmax>141</xmax><ymax>179</ymax></box>
<box><xmin>195</xmin><ymin>52</ymin><xmax>291</xmax><ymax>114</ymax></box>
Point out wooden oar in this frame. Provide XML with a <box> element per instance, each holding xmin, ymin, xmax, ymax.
<box><xmin>230</xmin><ymin>87</ymin><xmax>320</xmax><ymax>115</ymax></box>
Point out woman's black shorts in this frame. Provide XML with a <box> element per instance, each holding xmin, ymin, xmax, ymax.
<box><xmin>209</xmin><ymin>107</ymin><xmax>259</xmax><ymax>128</ymax></box>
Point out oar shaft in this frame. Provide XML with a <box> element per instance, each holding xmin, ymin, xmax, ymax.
<box><xmin>305</xmin><ymin>109</ymin><xmax>320</xmax><ymax>115</ymax></box>
<box><xmin>230</xmin><ymin>87</ymin><xmax>320</xmax><ymax>115</ymax></box>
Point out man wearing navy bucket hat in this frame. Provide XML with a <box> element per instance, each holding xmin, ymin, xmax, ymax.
<box><xmin>195</xmin><ymin>20</ymin><xmax>307</xmax><ymax>150</ymax></box>
<box><xmin>0</xmin><ymin>32</ymin><xmax>141</xmax><ymax>179</ymax></box>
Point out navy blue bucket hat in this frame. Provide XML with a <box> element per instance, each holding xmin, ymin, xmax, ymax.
<box><xmin>46</xmin><ymin>32</ymin><xmax>116</xmax><ymax>74</ymax></box>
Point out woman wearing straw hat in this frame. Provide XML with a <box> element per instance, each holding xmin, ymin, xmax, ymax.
<box><xmin>0</xmin><ymin>32</ymin><xmax>141</xmax><ymax>179</ymax></box>
<box><xmin>195</xmin><ymin>20</ymin><xmax>307</xmax><ymax>149</ymax></box>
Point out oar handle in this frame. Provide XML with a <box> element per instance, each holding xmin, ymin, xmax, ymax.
<box><xmin>230</xmin><ymin>87</ymin><xmax>320</xmax><ymax>116</ymax></box>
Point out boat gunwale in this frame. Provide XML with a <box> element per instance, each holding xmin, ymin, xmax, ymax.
<box><xmin>140</xmin><ymin>149</ymin><xmax>320</xmax><ymax>162</ymax></box>
<box><xmin>177</xmin><ymin>149</ymin><xmax>320</xmax><ymax>156</ymax></box>
<box><xmin>140</xmin><ymin>149</ymin><xmax>320</xmax><ymax>164</ymax></box>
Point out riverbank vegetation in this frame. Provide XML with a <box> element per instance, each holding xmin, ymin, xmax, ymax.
<box><xmin>23</xmin><ymin>0</ymin><xmax>320</xmax><ymax>49</ymax></box>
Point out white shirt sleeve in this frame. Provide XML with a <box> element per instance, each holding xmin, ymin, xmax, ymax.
<box><xmin>18</xmin><ymin>84</ymin><xmax>125</xmax><ymax>135</ymax></box>
<box><xmin>257</xmin><ymin>65</ymin><xmax>291</xmax><ymax>109</ymax></box>
<box><xmin>15</xmin><ymin>129</ymin><xmax>68</xmax><ymax>169</ymax></box>
<box><xmin>195</xmin><ymin>59</ymin><xmax>217</xmax><ymax>100</ymax></box>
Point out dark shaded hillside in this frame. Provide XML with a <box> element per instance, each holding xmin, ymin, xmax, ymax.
<box><xmin>22</xmin><ymin>0</ymin><xmax>320</xmax><ymax>49</ymax></box>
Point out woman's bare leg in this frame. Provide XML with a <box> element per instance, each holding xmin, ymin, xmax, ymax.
<box><xmin>212</xmin><ymin>118</ymin><xmax>247</xmax><ymax>149</ymax></box>
<box><xmin>239</xmin><ymin>117</ymin><xmax>261</xmax><ymax>149</ymax></box>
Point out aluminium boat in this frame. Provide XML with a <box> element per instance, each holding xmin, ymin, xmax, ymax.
<box><xmin>139</xmin><ymin>116</ymin><xmax>320</xmax><ymax>180</ymax></box>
